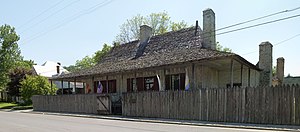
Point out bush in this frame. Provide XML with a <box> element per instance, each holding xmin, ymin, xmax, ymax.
<box><xmin>20</xmin><ymin>75</ymin><xmax>57</xmax><ymax>104</ymax></box>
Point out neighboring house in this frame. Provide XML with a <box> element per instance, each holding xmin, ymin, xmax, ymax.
<box><xmin>32</xmin><ymin>61</ymin><xmax>84</xmax><ymax>94</ymax></box>
<box><xmin>51</xmin><ymin>9</ymin><xmax>273</xmax><ymax>95</ymax></box>
<box><xmin>283</xmin><ymin>76</ymin><xmax>300</xmax><ymax>85</ymax></box>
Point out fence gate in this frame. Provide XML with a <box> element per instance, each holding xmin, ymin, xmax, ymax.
<box><xmin>96</xmin><ymin>95</ymin><xmax>111</xmax><ymax>114</ymax></box>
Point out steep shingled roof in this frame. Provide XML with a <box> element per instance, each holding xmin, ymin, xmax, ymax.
<box><xmin>52</xmin><ymin>26</ymin><xmax>256</xmax><ymax>80</ymax></box>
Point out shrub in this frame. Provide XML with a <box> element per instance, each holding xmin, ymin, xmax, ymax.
<box><xmin>20</xmin><ymin>75</ymin><xmax>57</xmax><ymax>104</ymax></box>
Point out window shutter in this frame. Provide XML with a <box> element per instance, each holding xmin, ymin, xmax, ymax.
<box><xmin>127</xmin><ymin>78</ymin><xmax>132</xmax><ymax>92</ymax></box>
<box><xmin>136</xmin><ymin>77</ymin><xmax>144</xmax><ymax>91</ymax></box>
<box><xmin>165</xmin><ymin>75</ymin><xmax>170</xmax><ymax>90</ymax></box>
<box><xmin>180</xmin><ymin>73</ymin><xmax>186</xmax><ymax>90</ymax></box>
<box><xmin>153</xmin><ymin>77</ymin><xmax>159</xmax><ymax>91</ymax></box>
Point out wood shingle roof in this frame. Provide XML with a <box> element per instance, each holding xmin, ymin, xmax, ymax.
<box><xmin>52</xmin><ymin>26</ymin><xmax>258</xmax><ymax>80</ymax></box>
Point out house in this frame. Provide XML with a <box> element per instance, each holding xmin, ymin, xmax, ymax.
<box><xmin>32</xmin><ymin>61</ymin><xmax>84</xmax><ymax>94</ymax></box>
<box><xmin>51</xmin><ymin>9</ymin><xmax>273</xmax><ymax>95</ymax></box>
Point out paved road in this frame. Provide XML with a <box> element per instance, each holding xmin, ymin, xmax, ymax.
<box><xmin>0</xmin><ymin>111</ymin><xmax>277</xmax><ymax>132</ymax></box>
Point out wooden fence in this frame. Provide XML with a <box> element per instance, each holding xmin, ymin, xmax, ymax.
<box><xmin>32</xmin><ymin>93</ymin><xmax>121</xmax><ymax>114</ymax></box>
<box><xmin>122</xmin><ymin>85</ymin><xmax>300</xmax><ymax>125</ymax></box>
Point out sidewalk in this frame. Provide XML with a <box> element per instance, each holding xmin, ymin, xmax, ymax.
<box><xmin>7</xmin><ymin>109</ymin><xmax>300</xmax><ymax>131</ymax></box>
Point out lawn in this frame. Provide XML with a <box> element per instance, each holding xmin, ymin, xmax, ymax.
<box><xmin>0</xmin><ymin>102</ymin><xmax>33</xmax><ymax>110</ymax></box>
<box><xmin>0</xmin><ymin>102</ymin><xmax>18</xmax><ymax>109</ymax></box>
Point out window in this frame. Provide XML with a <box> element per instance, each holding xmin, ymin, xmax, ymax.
<box><xmin>129</xmin><ymin>77</ymin><xmax>159</xmax><ymax>92</ymax></box>
<box><xmin>127</xmin><ymin>78</ymin><xmax>137</xmax><ymax>92</ymax></box>
<box><xmin>94</xmin><ymin>80</ymin><xmax>116</xmax><ymax>93</ymax></box>
<box><xmin>144</xmin><ymin>77</ymin><xmax>154</xmax><ymax>90</ymax></box>
<box><xmin>108</xmin><ymin>80</ymin><xmax>116</xmax><ymax>93</ymax></box>
<box><xmin>165</xmin><ymin>73</ymin><xmax>185</xmax><ymax>90</ymax></box>
<box><xmin>171</xmin><ymin>75</ymin><xmax>180</xmax><ymax>90</ymax></box>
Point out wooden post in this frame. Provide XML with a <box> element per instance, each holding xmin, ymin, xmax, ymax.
<box><xmin>241</xmin><ymin>64</ymin><xmax>243</xmax><ymax>86</ymax></box>
<box><xmin>134</xmin><ymin>72</ymin><xmax>137</xmax><ymax>92</ymax></box>
<box><xmin>50</xmin><ymin>80</ymin><xmax>53</xmax><ymax>91</ymax></box>
<box><xmin>68</xmin><ymin>81</ymin><xmax>71</xmax><ymax>93</ymax></box>
<box><xmin>82</xmin><ymin>82</ymin><xmax>85</xmax><ymax>94</ymax></box>
<box><xmin>91</xmin><ymin>76</ymin><xmax>95</xmax><ymax>94</ymax></box>
<box><xmin>192</xmin><ymin>63</ymin><xmax>195</xmax><ymax>90</ymax></box>
<box><xmin>74</xmin><ymin>78</ymin><xmax>77</xmax><ymax>94</ymax></box>
<box><xmin>61</xmin><ymin>80</ymin><xmax>64</xmax><ymax>95</ymax></box>
<box><xmin>230</xmin><ymin>59</ymin><xmax>234</xmax><ymax>88</ymax></box>
<box><xmin>248</xmin><ymin>68</ymin><xmax>251</xmax><ymax>87</ymax></box>
<box><xmin>106</xmin><ymin>75</ymin><xmax>108</xmax><ymax>93</ymax></box>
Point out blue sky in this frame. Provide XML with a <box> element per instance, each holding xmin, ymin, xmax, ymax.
<box><xmin>1</xmin><ymin>0</ymin><xmax>300</xmax><ymax>76</ymax></box>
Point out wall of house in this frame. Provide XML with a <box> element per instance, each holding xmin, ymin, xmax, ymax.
<box><xmin>194</xmin><ymin>65</ymin><xmax>219</xmax><ymax>88</ymax></box>
<box><xmin>80</xmin><ymin>62</ymin><xmax>260</xmax><ymax>94</ymax></box>
<box><xmin>218</xmin><ymin>66</ymin><xmax>260</xmax><ymax>88</ymax></box>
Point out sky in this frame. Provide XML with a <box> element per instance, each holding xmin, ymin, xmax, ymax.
<box><xmin>0</xmin><ymin>0</ymin><xmax>300</xmax><ymax>76</ymax></box>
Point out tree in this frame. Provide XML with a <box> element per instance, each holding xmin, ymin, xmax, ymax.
<box><xmin>216</xmin><ymin>42</ymin><xmax>232</xmax><ymax>53</ymax></box>
<box><xmin>115</xmin><ymin>12</ymin><xmax>189</xmax><ymax>44</ymax></box>
<box><xmin>64</xmin><ymin>44</ymin><xmax>112</xmax><ymax>72</ymax></box>
<box><xmin>94</xmin><ymin>43</ymin><xmax>112</xmax><ymax>63</ymax></box>
<box><xmin>20</xmin><ymin>75</ymin><xmax>57</xmax><ymax>104</ymax></box>
<box><xmin>7</xmin><ymin>67</ymin><xmax>33</xmax><ymax>98</ymax></box>
<box><xmin>170</xmin><ymin>21</ymin><xmax>188</xmax><ymax>31</ymax></box>
<box><xmin>6</xmin><ymin>60</ymin><xmax>35</xmax><ymax>99</ymax></box>
<box><xmin>0</xmin><ymin>24</ymin><xmax>22</xmax><ymax>92</ymax></box>
<box><xmin>64</xmin><ymin>55</ymin><xmax>95</xmax><ymax>72</ymax></box>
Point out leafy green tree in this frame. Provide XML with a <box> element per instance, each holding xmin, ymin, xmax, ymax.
<box><xmin>15</xmin><ymin>60</ymin><xmax>35</xmax><ymax>70</ymax></box>
<box><xmin>115</xmin><ymin>12</ymin><xmax>189</xmax><ymax>43</ymax></box>
<box><xmin>64</xmin><ymin>44</ymin><xmax>112</xmax><ymax>72</ymax></box>
<box><xmin>0</xmin><ymin>24</ymin><xmax>22</xmax><ymax>92</ymax></box>
<box><xmin>20</xmin><ymin>75</ymin><xmax>57</xmax><ymax>104</ymax></box>
<box><xmin>64</xmin><ymin>55</ymin><xmax>95</xmax><ymax>72</ymax></box>
<box><xmin>94</xmin><ymin>43</ymin><xmax>112</xmax><ymax>63</ymax></box>
<box><xmin>216</xmin><ymin>42</ymin><xmax>232</xmax><ymax>53</ymax></box>
<box><xmin>171</xmin><ymin>21</ymin><xmax>189</xmax><ymax>31</ymax></box>
<box><xmin>7</xmin><ymin>67</ymin><xmax>33</xmax><ymax>98</ymax></box>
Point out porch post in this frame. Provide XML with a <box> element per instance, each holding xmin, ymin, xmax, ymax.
<box><xmin>248</xmin><ymin>68</ymin><xmax>251</xmax><ymax>87</ymax></box>
<box><xmin>120</xmin><ymin>74</ymin><xmax>123</xmax><ymax>92</ymax></box>
<box><xmin>240</xmin><ymin>64</ymin><xmax>243</xmax><ymax>86</ymax></box>
<box><xmin>192</xmin><ymin>63</ymin><xmax>195</xmax><ymax>89</ymax></box>
<box><xmin>134</xmin><ymin>72</ymin><xmax>137</xmax><ymax>91</ymax></box>
<box><xmin>74</xmin><ymin>78</ymin><xmax>77</xmax><ymax>94</ymax></box>
<box><xmin>50</xmin><ymin>80</ymin><xmax>53</xmax><ymax>90</ymax></box>
<box><xmin>61</xmin><ymin>80</ymin><xmax>64</xmax><ymax>95</ymax></box>
<box><xmin>230</xmin><ymin>59</ymin><xmax>234</xmax><ymax>88</ymax></box>
<box><xmin>68</xmin><ymin>81</ymin><xmax>70</xmax><ymax>93</ymax></box>
<box><xmin>91</xmin><ymin>76</ymin><xmax>95</xmax><ymax>94</ymax></box>
<box><xmin>106</xmin><ymin>75</ymin><xmax>108</xmax><ymax>93</ymax></box>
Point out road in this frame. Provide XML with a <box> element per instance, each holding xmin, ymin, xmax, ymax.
<box><xmin>0</xmin><ymin>111</ymin><xmax>278</xmax><ymax>132</ymax></box>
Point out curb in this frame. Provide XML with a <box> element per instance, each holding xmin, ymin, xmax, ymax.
<box><xmin>15</xmin><ymin>110</ymin><xmax>300</xmax><ymax>131</ymax></box>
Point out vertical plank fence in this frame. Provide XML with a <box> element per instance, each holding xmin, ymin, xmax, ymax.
<box><xmin>122</xmin><ymin>85</ymin><xmax>300</xmax><ymax>125</ymax></box>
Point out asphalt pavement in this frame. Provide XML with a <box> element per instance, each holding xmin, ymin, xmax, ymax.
<box><xmin>0</xmin><ymin>111</ymin><xmax>286</xmax><ymax>132</ymax></box>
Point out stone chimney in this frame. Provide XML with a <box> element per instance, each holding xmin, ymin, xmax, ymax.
<box><xmin>135</xmin><ymin>25</ymin><xmax>152</xmax><ymax>58</ymax></box>
<box><xmin>276</xmin><ymin>57</ymin><xmax>285</xmax><ymax>85</ymax></box>
<box><xmin>259</xmin><ymin>42</ymin><xmax>273</xmax><ymax>86</ymax></box>
<box><xmin>202</xmin><ymin>8</ymin><xmax>216</xmax><ymax>50</ymax></box>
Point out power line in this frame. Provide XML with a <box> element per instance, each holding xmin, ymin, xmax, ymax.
<box><xmin>242</xmin><ymin>33</ymin><xmax>300</xmax><ymax>56</ymax></box>
<box><xmin>22</xmin><ymin>0</ymin><xmax>115</xmax><ymax>44</ymax></box>
<box><xmin>17</xmin><ymin>0</ymin><xmax>66</xmax><ymax>30</ymax></box>
<box><xmin>274</xmin><ymin>33</ymin><xmax>300</xmax><ymax>46</ymax></box>
<box><xmin>19</xmin><ymin>0</ymin><xmax>81</xmax><ymax>34</ymax></box>
<box><xmin>216</xmin><ymin>14</ymin><xmax>300</xmax><ymax>36</ymax></box>
<box><xmin>216</xmin><ymin>6</ymin><xmax>300</xmax><ymax>31</ymax></box>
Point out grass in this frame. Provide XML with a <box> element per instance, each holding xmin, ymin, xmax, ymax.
<box><xmin>0</xmin><ymin>102</ymin><xmax>32</xmax><ymax>110</ymax></box>
<box><xmin>0</xmin><ymin>102</ymin><xmax>18</xmax><ymax>109</ymax></box>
